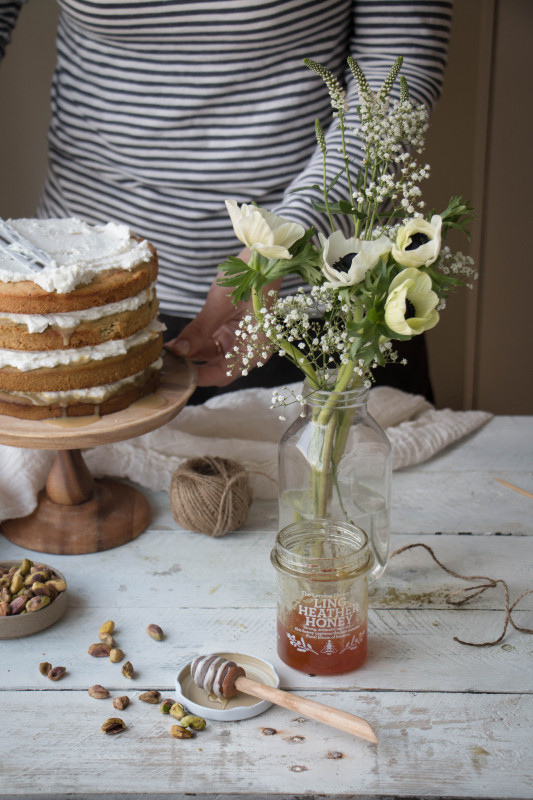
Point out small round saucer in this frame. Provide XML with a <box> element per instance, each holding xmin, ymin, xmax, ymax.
<box><xmin>176</xmin><ymin>652</ymin><xmax>280</xmax><ymax>721</ymax></box>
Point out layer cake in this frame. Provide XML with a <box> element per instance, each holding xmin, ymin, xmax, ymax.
<box><xmin>0</xmin><ymin>218</ymin><xmax>164</xmax><ymax>419</ymax></box>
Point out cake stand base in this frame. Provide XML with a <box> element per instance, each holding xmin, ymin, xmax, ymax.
<box><xmin>0</xmin><ymin>353</ymin><xmax>196</xmax><ymax>555</ymax></box>
<box><xmin>1</xmin><ymin>477</ymin><xmax>151</xmax><ymax>555</ymax></box>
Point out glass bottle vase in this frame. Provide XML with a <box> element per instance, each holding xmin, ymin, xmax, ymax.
<box><xmin>278</xmin><ymin>384</ymin><xmax>391</xmax><ymax>582</ymax></box>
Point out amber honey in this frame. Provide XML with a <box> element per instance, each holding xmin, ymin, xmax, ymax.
<box><xmin>277</xmin><ymin>616</ymin><xmax>367</xmax><ymax>675</ymax></box>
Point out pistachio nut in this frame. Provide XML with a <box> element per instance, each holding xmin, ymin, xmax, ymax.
<box><xmin>26</xmin><ymin>595</ymin><xmax>51</xmax><ymax>613</ymax></box>
<box><xmin>99</xmin><ymin>620</ymin><xmax>115</xmax><ymax>635</ymax></box>
<box><xmin>10</xmin><ymin>572</ymin><xmax>23</xmax><ymax>594</ymax></box>
<box><xmin>19</xmin><ymin>558</ymin><xmax>32</xmax><ymax>576</ymax></box>
<box><xmin>39</xmin><ymin>661</ymin><xmax>52</xmax><ymax>676</ymax></box>
<box><xmin>88</xmin><ymin>684</ymin><xmax>110</xmax><ymax>699</ymax></box>
<box><xmin>46</xmin><ymin>578</ymin><xmax>66</xmax><ymax>593</ymax></box>
<box><xmin>31</xmin><ymin>582</ymin><xmax>52</xmax><ymax>597</ymax></box>
<box><xmin>48</xmin><ymin>666</ymin><xmax>66</xmax><ymax>681</ymax></box>
<box><xmin>139</xmin><ymin>690</ymin><xmax>161</xmax><ymax>704</ymax></box>
<box><xmin>146</xmin><ymin>623</ymin><xmax>164</xmax><ymax>641</ymax></box>
<box><xmin>159</xmin><ymin>699</ymin><xmax>174</xmax><ymax>714</ymax></box>
<box><xmin>99</xmin><ymin>632</ymin><xmax>115</xmax><ymax>647</ymax></box>
<box><xmin>0</xmin><ymin>602</ymin><xmax>11</xmax><ymax>616</ymax></box>
<box><xmin>170</xmin><ymin>724</ymin><xmax>193</xmax><ymax>739</ymax></box>
<box><xmin>101</xmin><ymin>717</ymin><xmax>126</xmax><ymax>735</ymax></box>
<box><xmin>9</xmin><ymin>595</ymin><xmax>28</xmax><ymax>615</ymax></box>
<box><xmin>0</xmin><ymin>586</ymin><xmax>11</xmax><ymax>603</ymax></box>
<box><xmin>88</xmin><ymin>643</ymin><xmax>112</xmax><ymax>658</ymax></box>
<box><xmin>180</xmin><ymin>715</ymin><xmax>206</xmax><ymax>731</ymax></box>
<box><xmin>113</xmin><ymin>695</ymin><xmax>130</xmax><ymax>711</ymax></box>
<box><xmin>121</xmin><ymin>660</ymin><xmax>134</xmax><ymax>679</ymax></box>
<box><xmin>43</xmin><ymin>583</ymin><xmax>59</xmax><ymax>601</ymax></box>
<box><xmin>169</xmin><ymin>702</ymin><xmax>186</xmax><ymax>720</ymax></box>
<box><xmin>109</xmin><ymin>648</ymin><xmax>124</xmax><ymax>663</ymax></box>
<box><xmin>24</xmin><ymin>570</ymin><xmax>48</xmax><ymax>586</ymax></box>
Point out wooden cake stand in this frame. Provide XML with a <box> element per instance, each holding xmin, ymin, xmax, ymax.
<box><xmin>0</xmin><ymin>353</ymin><xmax>196</xmax><ymax>555</ymax></box>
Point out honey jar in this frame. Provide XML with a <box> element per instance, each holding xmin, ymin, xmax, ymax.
<box><xmin>271</xmin><ymin>519</ymin><xmax>373</xmax><ymax>675</ymax></box>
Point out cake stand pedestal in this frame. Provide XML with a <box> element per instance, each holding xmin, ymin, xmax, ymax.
<box><xmin>0</xmin><ymin>353</ymin><xmax>196</xmax><ymax>555</ymax></box>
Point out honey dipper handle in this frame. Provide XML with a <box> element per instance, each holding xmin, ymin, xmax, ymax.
<box><xmin>234</xmin><ymin>676</ymin><xmax>377</xmax><ymax>743</ymax></box>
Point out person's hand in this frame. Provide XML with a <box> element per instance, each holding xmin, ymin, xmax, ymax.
<box><xmin>166</xmin><ymin>248</ymin><xmax>279</xmax><ymax>387</ymax></box>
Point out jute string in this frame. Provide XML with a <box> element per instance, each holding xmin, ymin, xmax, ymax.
<box><xmin>390</xmin><ymin>542</ymin><xmax>533</xmax><ymax>646</ymax></box>
<box><xmin>170</xmin><ymin>456</ymin><xmax>254</xmax><ymax>537</ymax></box>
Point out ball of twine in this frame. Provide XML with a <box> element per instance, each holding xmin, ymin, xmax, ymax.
<box><xmin>169</xmin><ymin>456</ymin><xmax>253</xmax><ymax>537</ymax></box>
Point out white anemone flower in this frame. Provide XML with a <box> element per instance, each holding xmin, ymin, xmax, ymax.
<box><xmin>384</xmin><ymin>267</ymin><xmax>439</xmax><ymax>336</ymax></box>
<box><xmin>392</xmin><ymin>215</ymin><xmax>442</xmax><ymax>268</ymax></box>
<box><xmin>225</xmin><ymin>199</ymin><xmax>304</xmax><ymax>260</ymax></box>
<box><xmin>318</xmin><ymin>230</ymin><xmax>392</xmax><ymax>287</ymax></box>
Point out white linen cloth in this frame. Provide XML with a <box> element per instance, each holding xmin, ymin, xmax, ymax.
<box><xmin>0</xmin><ymin>384</ymin><xmax>492</xmax><ymax>521</ymax></box>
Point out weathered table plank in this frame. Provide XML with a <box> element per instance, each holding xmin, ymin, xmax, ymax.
<box><xmin>1</xmin><ymin>690</ymin><xmax>531</xmax><ymax>799</ymax></box>
<box><xmin>1</xmin><ymin>603</ymin><xmax>531</xmax><ymax>694</ymax></box>
<box><xmin>0</xmin><ymin>415</ymin><xmax>532</xmax><ymax>800</ymax></box>
<box><xmin>1</xmin><ymin>530</ymin><xmax>531</xmax><ymax>614</ymax></box>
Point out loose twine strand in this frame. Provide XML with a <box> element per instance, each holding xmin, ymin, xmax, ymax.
<box><xmin>170</xmin><ymin>460</ymin><xmax>532</xmax><ymax>646</ymax></box>
<box><xmin>390</xmin><ymin>542</ymin><xmax>533</xmax><ymax>646</ymax></box>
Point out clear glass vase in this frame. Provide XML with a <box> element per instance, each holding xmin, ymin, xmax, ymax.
<box><xmin>278</xmin><ymin>384</ymin><xmax>391</xmax><ymax>582</ymax></box>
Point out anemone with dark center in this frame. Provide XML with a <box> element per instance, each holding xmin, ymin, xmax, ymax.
<box><xmin>405</xmin><ymin>233</ymin><xmax>429</xmax><ymax>251</ymax></box>
<box><xmin>332</xmin><ymin>252</ymin><xmax>358</xmax><ymax>273</ymax></box>
<box><xmin>405</xmin><ymin>298</ymin><xmax>417</xmax><ymax>319</ymax></box>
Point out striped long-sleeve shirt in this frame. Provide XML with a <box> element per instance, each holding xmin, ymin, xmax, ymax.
<box><xmin>1</xmin><ymin>0</ymin><xmax>452</xmax><ymax>317</ymax></box>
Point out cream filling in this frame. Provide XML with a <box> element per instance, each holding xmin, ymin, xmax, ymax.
<box><xmin>0</xmin><ymin>218</ymin><xmax>153</xmax><ymax>292</ymax></box>
<box><xmin>1</xmin><ymin>358</ymin><xmax>163</xmax><ymax>406</ymax></box>
<box><xmin>0</xmin><ymin>320</ymin><xmax>165</xmax><ymax>371</ymax></box>
<box><xmin>0</xmin><ymin>283</ymin><xmax>156</xmax><ymax>333</ymax></box>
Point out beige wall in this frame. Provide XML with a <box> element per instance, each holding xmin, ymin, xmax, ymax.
<box><xmin>424</xmin><ymin>0</ymin><xmax>533</xmax><ymax>413</ymax></box>
<box><xmin>0</xmin><ymin>0</ymin><xmax>531</xmax><ymax>413</ymax></box>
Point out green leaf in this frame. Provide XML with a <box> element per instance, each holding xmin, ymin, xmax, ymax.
<box><xmin>311</xmin><ymin>199</ymin><xmax>363</xmax><ymax>217</ymax></box>
<box><xmin>289</xmin><ymin>183</ymin><xmax>323</xmax><ymax>195</ymax></box>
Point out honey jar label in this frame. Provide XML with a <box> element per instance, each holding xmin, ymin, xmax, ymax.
<box><xmin>280</xmin><ymin>592</ymin><xmax>364</xmax><ymax>656</ymax></box>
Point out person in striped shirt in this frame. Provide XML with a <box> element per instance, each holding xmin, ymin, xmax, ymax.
<box><xmin>0</xmin><ymin>0</ymin><xmax>452</xmax><ymax>402</ymax></box>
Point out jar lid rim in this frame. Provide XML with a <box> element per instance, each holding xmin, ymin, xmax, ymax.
<box><xmin>271</xmin><ymin>520</ymin><xmax>374</xmax><ymax>578</ymax></box>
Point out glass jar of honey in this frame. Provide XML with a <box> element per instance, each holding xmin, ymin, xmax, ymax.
<box><xmin>271</xmin><ymin>519</ymin><xmax>373</xmax><ymax>675</ymax></box>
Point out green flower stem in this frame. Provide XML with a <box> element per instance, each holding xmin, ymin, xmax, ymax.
<box><xmin>308</xmin><ymin>358</ymin><xmax>362</xmax><ymax>518</ymax></box>
<box><xmin>322</xmin><ymin>147</ymin><xmax>336</xmax><ymax>232</ymax></box>
<box><xmin>314</xmin><ymin>409</ymin><xmax>339</xmax><ymax>516</ymax></box>
<box><xmin>338</xmin><ymin>112</ymin><xmax>357</xmax><ymax>230</ymax></box>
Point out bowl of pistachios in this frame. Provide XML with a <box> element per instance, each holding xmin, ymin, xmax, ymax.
<box><xmin>0</xmin><ymin>558</ymin><xmax>67</xmax><ymax>639</ymax></box>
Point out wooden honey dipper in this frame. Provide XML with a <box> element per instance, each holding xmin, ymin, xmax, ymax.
<box><xmin>190</xmin><ymin>654</ymin><xmax>377</xmax><ymax>743</ymax></box>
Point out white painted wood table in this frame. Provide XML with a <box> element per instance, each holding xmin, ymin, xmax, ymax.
<box><xmin>0</xmin><ymin>416</ymin><xmax>532</xmax><ymax>800</ymax></box>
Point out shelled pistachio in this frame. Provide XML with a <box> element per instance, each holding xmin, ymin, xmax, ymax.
<box><xmin>0</xmin><ymin>559</ymin><xmax>66</xmax><ymax>616</ymax></box>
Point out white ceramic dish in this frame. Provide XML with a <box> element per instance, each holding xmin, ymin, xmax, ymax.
<box><xmin>0</xmin><ymin>560</ymin><xmax>67</xmax><ymax>639</ymax></box>
<box><xmin>175</xmin><ymin>651</ymin><xmax>280</xmax><ymax>721</ymax></box>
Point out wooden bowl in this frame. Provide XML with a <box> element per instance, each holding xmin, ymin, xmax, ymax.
<box><xmin>0</xmin><ymin>560</ymin><xmax>67</xmax><ymax>639</ymax></box>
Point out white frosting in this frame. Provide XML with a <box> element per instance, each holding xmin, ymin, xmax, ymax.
<box><xmin>0</xmin><ymin>283</ymin><xmax>156</xmax><ymax>333</ymax></box>
<box><xmin>2</xmin><ymin>358</ymin><xmax>163</xmax><ymax>406</ymax></box>
<box><xmin>0</xmin><ymin>218</ymin><xmax>153</xmax><ymax>293</ymax></box>
<box><xmin>0</xmin><ymin>320</ymin><xmax>164</xmax><ymax>371</ymax></box>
